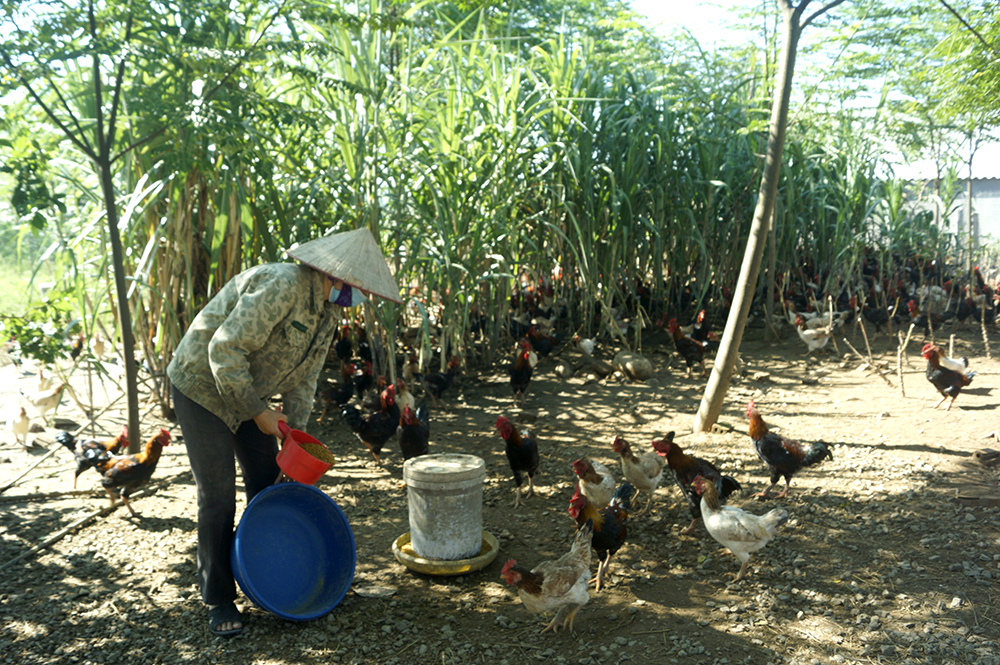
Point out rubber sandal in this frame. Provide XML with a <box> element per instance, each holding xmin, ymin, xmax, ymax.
<box><xmin>208</xmin><ymin>603</ymin><xmax>244</xmax><ymax>636</ymax></box>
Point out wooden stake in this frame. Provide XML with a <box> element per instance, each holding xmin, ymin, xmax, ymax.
<box><xmin>901</xmin><ymin>323</ymin><xmax>916</xmax><ymax>368</ymax></box>
<box><xmin>949</xmin><ymin>334</ymin><xmax>955</xmax><ymax>359</ymax></box>
<box><xmin>981</xmin><ymin>304</ymin><xmax>992</xmax><ymax>360</ymax></box>
<box><xmin>858</xmin><ymin>311</ymin><xmax>876</xmax><ymax>365</ymax></box>
<box><xmin>897</xmin><ymin>331</ymin><xmax>906</xmax><ymax>398</ymax></box>
<box><xmin>843</xmin><ymin>337</ymin><xmax>892</xmax><ymax>386</ymax></box>
<box><xmin>828</xmin><ymin>296</ymin><xmax>840</xmax><ymax>356</ymax></box>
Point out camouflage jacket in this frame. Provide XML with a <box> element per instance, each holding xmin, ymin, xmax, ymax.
<box><xmin>167</xmin><ymin>263</ymin><xmax>339</xmax><ymax>433</ymax></box>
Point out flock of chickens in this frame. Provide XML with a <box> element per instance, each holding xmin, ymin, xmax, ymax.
<box><xmin>314</xmin><ymin>323</ymin><xmax>461</xmax><ymax>467</ymax></box>
<box><xmin>1</xmin><ymin>259</ymin><xmax>992</xmax><ymax>632</ymax></box>
<box><xmin>310</xmin><ymin>264</ymin><xmax>993</xmax><ymax>634</ymax></box>
<box><xmin>497</xmin><ymin>401</ymin><xmax>831</xmax><ymax>633</ymax></box>
<box><xmin>2</xmin><ymin>332</ymin><xmax>171</xmax><ymax>516</ymax></box>
<box><xmin>315</xmin><ymin>315</ymin><xmax>848</xmax><ymax>634</ymax></box>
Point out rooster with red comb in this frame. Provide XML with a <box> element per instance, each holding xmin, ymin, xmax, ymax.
<box><xmin>921</xmin><ymin>343</ymin><xmax>976</xmax><ymax>410</ymax></box>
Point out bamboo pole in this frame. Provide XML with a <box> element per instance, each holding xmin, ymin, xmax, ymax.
<box><xmin>0</xmin><ymin>488</ymin><xmax>105</xmax><ymax>504</ymax></box>
<box><xmin>694</xmin><ymin>0</ymin><xmax>846</xmax><ymax>432</ymax></box>
<box><xmin>764</xmin><ymin>205</ymin><xmax>778</xmax><ymax>341</ymax></box>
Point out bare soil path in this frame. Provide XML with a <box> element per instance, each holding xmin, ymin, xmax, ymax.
<box><xmin>1</xmin><ymin>321</ymin><xmax>998</xmax><ymax>665</ymax></box>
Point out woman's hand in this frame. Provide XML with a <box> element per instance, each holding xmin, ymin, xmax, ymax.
<box><xmin>253</xmin><ymin>408</ymin><xmax>288</xmax><ymax>437</ymax></box>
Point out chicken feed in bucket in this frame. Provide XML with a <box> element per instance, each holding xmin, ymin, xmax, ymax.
<box><xmin>275</xmin><ymin>421</ymin><xmax>334</xmax><ymax>485</ymax></box>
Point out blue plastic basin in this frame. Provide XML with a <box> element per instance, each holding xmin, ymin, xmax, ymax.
<box><xmin>231</xmin><ymin>483</ymin><xmax>356</xmax><ymax>621</ymax></box>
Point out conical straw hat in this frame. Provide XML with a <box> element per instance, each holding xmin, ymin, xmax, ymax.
<box><xmin>286</xmin><ymin>228</ymin><xmax>402</xmax><ymax>303</ymax></box>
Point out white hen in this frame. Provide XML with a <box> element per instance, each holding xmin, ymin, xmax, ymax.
<box><xmin>36</xmin><ymin>367</ymin><xmax>53</xmax><ymax>393</ymax></box>
<box><xmin>786</xmin><ymin>301</ymin><xmax>850</xmax><ymax>330</ymax></box>
<box><xmin>571</xmin><ymin>457</ymin><xmax>616</xmax><ymax>509</ymax></box>
<box><xmin>395</xmin><ymin>380</ymin><xmax>416</xmax><ymax>413</ymax></box>
<box><xmin>934</xmin><ymin>350</ymin><xmax>970</xmax><ymax>375</ymax></box>
<box><xmin>20</xmin><ymin>381</ymin><xmax>68</xmax><ymax>422</ymax></box>
<box><xmin>6</xmin><ymin>406</ymin><xmax>30</xmax><ymax>446</ymax></box>
<box><xmin>90</xmin><ymin>333</ymin><xmax>107</xmax><ymax>361</ymax></box>
<box><xmin>693</xmin><ymin>475</ymin><xmax>789</xmax><ymax>581</ymax></box>
<box><xmin>793</xmin><ymin>315</ymin><xmax>835</xmax><ymax>353</ymax></box>
<box><xmin>572</xmin><ymin>334</ymin><xmax>596</xmax><ymax>356</ymax></box>
<box><xmin>611</xmin><ymin>435</ymin><xmax>665</xmax><ymax>515</ymax></box>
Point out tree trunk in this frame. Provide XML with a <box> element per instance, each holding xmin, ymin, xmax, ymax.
<box><xmin>764</xmin><ymin>203</ymin><xmax>779</xmax><ymax>341</ymax></box>
<box><xmin>98</xmin><ymin>161</ymin><xmax>142</xmax><ymax>453</ymax></box>
<box><xmin>965</xmin><ymin>130</ymin><xmax>976</xmax><ymax>270</ymax></box>
<box><xmin>693</xmin><ymin>1</ymin><xmax>805</xmax><ymax>432</ymax></box>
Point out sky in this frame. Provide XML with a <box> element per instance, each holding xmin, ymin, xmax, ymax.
<box><xmin>629</xmin><ymin>1</ymin><xmax>1000</xmax><ymax>180</ymax></box>
<box><xmin>629</xmin><ymin>0</ymin><xmax>739</xmax><ymax>48</ymax></box>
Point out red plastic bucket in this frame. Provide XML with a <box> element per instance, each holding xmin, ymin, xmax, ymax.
<box><xmin>275</xmin><ymin>421</ymin><xmax>333</xmax><ymax>484</ymax></box>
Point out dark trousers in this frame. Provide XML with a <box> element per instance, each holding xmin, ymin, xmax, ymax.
<box><xmin>172</xmin><ymin>385</ymin><xmax>280</xmax><ymax>606</ymax></box>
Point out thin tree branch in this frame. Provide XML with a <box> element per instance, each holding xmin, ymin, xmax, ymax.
<box><xmin>112</xmin><ymin>126</ymin><xmax>170</xmax><ymax>163</ymax></box>
<box><xmin>2</xmin><ymin>7</ymin><xmax>94</xmax><ymax>155</ymax></box>
<box><xmin>89</xmin><ymin>0</ymin><xmax>107</xmax><ymax>161</ymax></box>
<box><xmin>43</xmin><ymin>73</ymin><xmax>97</xmax><ymax>156</ymax></box>
<box><xmin>0</xmin><ymin>47</ymin><xmax>97</xmax><ymax>162</ymax></box>
<box><xmin>802</xmin><ymin>0</ymin><xmax>850</xmax><ymax>30</ymax></box>
<box><xmin>106</xmin><ymin>12</ymin><xmax>134</xmax><ymax>147</ymax></box>
<box><xmin>0</xmin><ymin>478</ymin><xmax>177</xmax><ymax>571</ymax></box>
<box><xmin>938</xmin><ymin>0</ymin><xmax>1000</xmax><ymax>57</ymax></box>
<box><xmin>111</xmin><ymin>0</ymin><xmax>289</xmax><ymax>164</ymax></box>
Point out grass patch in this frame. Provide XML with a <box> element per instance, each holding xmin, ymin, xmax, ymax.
<box><xmin>0</xmin><ymin>260</ymin><xmax>40</xmax><ymax>316</ymax></box>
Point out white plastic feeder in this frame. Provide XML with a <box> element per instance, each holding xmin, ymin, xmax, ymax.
<box><xmin>403</xmin><ymin>454</ymin><xmax>486</xmax><ymax>561</ymax></box>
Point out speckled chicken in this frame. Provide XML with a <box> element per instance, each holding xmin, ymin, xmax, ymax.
<box><xmin>56</xmin><ymin>425</ymin><xmax>130</xmax><ymax>488</ymax></box>
<box><xmin>500</xmin><ymin>519</ymin><xmax>593</xmax><ymax>634</ymax></box>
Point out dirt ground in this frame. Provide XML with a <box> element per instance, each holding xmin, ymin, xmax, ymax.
<box><xmin>1</xmin><ymin>319</ymin><xmax>999</xmax><ymax>665</ymax></box>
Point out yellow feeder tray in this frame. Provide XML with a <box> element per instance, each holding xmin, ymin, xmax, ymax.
<box><xmin>392</xmin><ymin>531</ymin><xmax>498</xmax><ymax>576</ymax></box>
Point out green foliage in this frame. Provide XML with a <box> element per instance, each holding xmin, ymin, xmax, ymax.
<box><xmin>0</xmin><ymin>0</ymin><xmax>993</xmax><ymax>378</ymax></box>
<box><xmin>0</xmin><ymin>139</ymin><xmax>66</xmax><ymax>229</ymax></box>
<box><xmin>802</xmin><ymin>0</ymin><xmax>998</xmax><ymax>169</ymax></box>
<box><xmin>0</xmin><ymin>290</ymin><xmax>78</xmax><ymax>365</ymax></box>
<box><xmin>0</xmin><ymin>258</ymin><xmax>34</xmax><ymax>314</ymax></box>
<box><xmin>937</xmin><ymin>6</ymin><xmax>1000</xmax><ymax>130</ymax></box>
